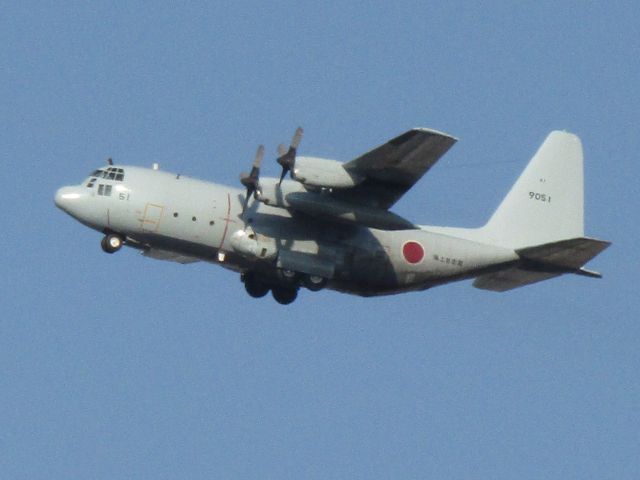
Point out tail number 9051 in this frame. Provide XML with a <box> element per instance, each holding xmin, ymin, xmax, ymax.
<box><xmin>529</xmin><ymin>191</ymin><xmax>551</xmax><ymax>203</ymax></box>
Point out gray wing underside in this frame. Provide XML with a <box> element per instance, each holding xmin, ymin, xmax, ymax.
<box><xmin>336</xmin><ymin>128</ymin><xmax>457</xmax><ymax>209</ymax></box>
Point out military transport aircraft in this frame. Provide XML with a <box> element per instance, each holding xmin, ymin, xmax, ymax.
<box><xmin>55</xmin><ymin>128</ymin><xmax>610</xmax><ymax>304</ymax></box>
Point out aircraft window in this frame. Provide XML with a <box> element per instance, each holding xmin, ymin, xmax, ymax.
<box><xmin>115</xmin><ymin>173</ymin><xmax>124</xmax><ymax>181</ymax></box>
<box><xmin>86</xmin><ymin>178</ymin><xmax>96</xmax><ymax>188</ymax></box>
<box><xmin>192</xmin><ymin>216</ymin><xmax>197</xmax><ymax>222</ymax></box>
<box><xmin>173</xmin><ymin>212</ymin><xmax>179</xmax><ymax>217</ymax></box>
<box><xmin>91</xmin><ymin>169</ymin><xmax>103</xmax><ymax>176</ymax></box>
<box><xmin>209</xmin><ymin>220</ymin><xmax>214</xmax><ymax>226</ymax></box>
<box><xmin>107</xmin><ymin>171</ymin><xmax>116</xmax><ymax>180</ymax></box>
<box><xmin>97</xmin><ymin>184</ymin><xmax>112</xmax><ymax>196</ymax></box>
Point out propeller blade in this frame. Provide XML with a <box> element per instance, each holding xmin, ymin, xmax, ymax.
<box><xmin>277</xmin><ymin>127</ymin><xmax>303</xmax><ymax>185</ymax></box>
<box><xmin>252</xmin><ymin>144</ymin><xmax>264</xmax><ymax>169</ymax></box>
<box><xmin>278</xmin><ymin>165</ymin><xmax>288</xmax><ymax>185</ymax></box>
<box><xmin>240</xmin><ymin>145</ymin><xmax>264</xmax><ymax>215</ymax></box>
<box><xmin>291</xmin><ymin>127</ymin><xmax>303</xmax><ymax>149</ymax></box>
<box><xmin>242</xmin><ymin>187</ymin><xmax>252</xmax><ymax>215</ymax></box>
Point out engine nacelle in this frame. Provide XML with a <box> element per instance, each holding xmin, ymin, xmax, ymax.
<box><xmin>292</xmin><ymin>156</ymin><xmax>362</xmax><ymax>188</ymax></box>
<box><xmin>230</xmin><ymin>229</ymin><xmax>277</xmax><ymax>260</ymax></box>
<box><xmin>256</xmin><ymin>177</ymin><xmax>304</xmax><ymax>209</ymax></box>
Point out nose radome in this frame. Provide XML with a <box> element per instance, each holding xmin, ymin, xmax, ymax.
<box><xmin>54</xmin><ymin>186</ymin><xmax>81</xmax><ymax>211</ymax></box>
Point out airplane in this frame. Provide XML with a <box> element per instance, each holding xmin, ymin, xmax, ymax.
<box><xmin>54</xmin><ymin>128</ymin><xmax>610</xmax><ymax>305</ymax></box>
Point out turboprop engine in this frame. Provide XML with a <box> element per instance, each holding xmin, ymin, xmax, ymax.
<box><xmin>291</xmin><ymin>156</ymin><xmax>362</xmax><ymax>188</ymax></box>
<box><xmin>230</xmin><ymin>228</ymin><xmax>277</xmax><ymax>260</ymax></box>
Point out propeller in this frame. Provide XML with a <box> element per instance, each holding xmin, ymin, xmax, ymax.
<box><xmin>240</xmin><ymin>145</ymin><xmax>264</xmax><ymax>215</ymax></box>
<box><xmin>277</xmin><ymin>127</ymin><xmax>303</xmax><ymax>185</ymax></box>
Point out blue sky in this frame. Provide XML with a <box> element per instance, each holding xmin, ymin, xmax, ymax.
<box><xmin>2</xmin><ymin>1</ymin><xmax>638</xmax><ymax>478</ymax></box>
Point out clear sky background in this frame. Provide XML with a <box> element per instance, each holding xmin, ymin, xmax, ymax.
<box><xmin>2</xmin><ymin>1</ymin><xmax>638</xmax><ymax>478</ymax></box>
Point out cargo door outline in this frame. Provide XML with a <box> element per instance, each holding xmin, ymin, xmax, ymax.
<box><xmin>141</xmin><ymin>203</ymin><xmax>164</xmax><ymax>232</ymax></box>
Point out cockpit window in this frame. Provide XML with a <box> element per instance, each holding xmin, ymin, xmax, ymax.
<box><xmin>97</xmin><ymin>184</ymin><xmax>113</xmax><ymax>196</ymax></box>
<box><xmin>88</xmin><ymin>167</ymin><xmax>125</xmax><ymax>181</ymax></box>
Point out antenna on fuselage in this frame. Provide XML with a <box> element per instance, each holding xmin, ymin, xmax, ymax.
<box><xmin>107</xmin><ymin>157</ymin><xmax>113</xmax><ymax>165</ymax></box>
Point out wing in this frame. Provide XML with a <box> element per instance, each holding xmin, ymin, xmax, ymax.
<box><xmin>336</xmin><ymin>128</ymin><xmax>457</xmax><ymax>209</ymax></box>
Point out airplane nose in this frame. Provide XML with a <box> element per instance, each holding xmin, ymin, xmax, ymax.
<box><xmin>54</xmin><ymin>188</ymin><xmax>64</xmax><ymax>208</ymax></box>
<box><xmin>54</xmin><ymin>186</ymin><xmax>82</xmax><ymax>211</ymax></box>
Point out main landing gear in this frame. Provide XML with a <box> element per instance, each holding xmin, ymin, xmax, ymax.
<box><xmin>243</xmin><ymin>273</ymin><xmax>299</xmax><ymax>305</ymax></box>
<box><xmin>276</xmin><ymin>269</ymin><xmax>328</xmax><ymax>292</ymax></box>
<box><xmin>101</xmin><ymin>233</ymin><xmax>124</xmax><ymax>254</ymax></box>
<box><xmin>271</xmin><ymin>286</ymin><xmax>298</xmax><ymax>305</ymax></box>
<box><xmin>301</xmin><ymin>274</ymin><xmax>328</xmax><ymax>292</ymax></box>
<box><xmin>242</xmin><ymin>270</ymin><xmax>327</xmax><ymax>305</ymax></box>
<box><xmin>243</xmin><ymin>275</ymin><xmax>270</xmax><ymax>298</ymax></box>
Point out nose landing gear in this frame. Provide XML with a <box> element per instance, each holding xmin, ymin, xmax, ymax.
<box><xmin>101</xmin><ymin>233</ymin><xmax>124</xmax><ymax>254</ymax></box>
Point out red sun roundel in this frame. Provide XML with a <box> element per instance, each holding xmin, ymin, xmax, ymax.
<box><xmin>402</xmin><ymin>241</ymin><xmax>424</xmax><ymax>264</ymax></box>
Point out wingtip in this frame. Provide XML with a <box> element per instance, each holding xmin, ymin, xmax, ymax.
<box><xmin>413</xmin><ymin>127</ymin><xmax>458</xmax><ymax>142</ymax></box>
<box><xmin>575</xmin><ymin>267</ymin><xmax>603</xmax><ymax>279</ymax></box>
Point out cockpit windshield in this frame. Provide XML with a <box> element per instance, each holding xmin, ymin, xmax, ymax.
<box><xmin>89</xmin><ymin>167</ymin><xmax>125</xmax><ymax>181</ymax></box>
<box><xmin>86</xmin><ymin>167</ymin><xmax>125</xmax><ymax>188</ymax></box>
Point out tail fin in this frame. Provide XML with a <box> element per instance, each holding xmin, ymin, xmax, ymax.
<box><xmin>481</xmin><ymin>131</ymin><xmax>584</xmax><ymax>249</ymax></box>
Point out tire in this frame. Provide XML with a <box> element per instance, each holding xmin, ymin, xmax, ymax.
<box><xmin>101</xmin><ymin>233</ymin><xmax>124</xmax><ymax>254</ymax></box>
<box><xmin>271</xmin><ymin>287</ymin><xmax>298</xmax><ymax>305</ymax></box>
<box><xmin>276</xmin><ymin>268</ymin><xmax>299</xmax><ymax>285</ymax></box>
<box><xmin>302</xmin><ymin>274</ymin><xmax>327</xmax><ymax>292</ymax></box>
<box><xmin>244</xmin><ymin>276</ymin><xmax>270</xmax><ymax>298</ymax></box>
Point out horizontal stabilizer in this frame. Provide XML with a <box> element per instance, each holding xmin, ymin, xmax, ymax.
<box><xmin>473</xmin><ymin>269</ymin><xmax>561</xmax><ymax>292</ymax></box>
<box><xmin>473</xmin><ymin>237</ymin><xmax>610</xmax><ymax>292</ymax></box>
<box><xmin>517</xmin><ymin>237</ymin><xmax>611</xmax><ymax>270</ymax></box>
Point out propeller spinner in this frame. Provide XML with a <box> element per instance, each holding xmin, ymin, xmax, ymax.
<box><xmin>277</xmin><ymin>127</ymin><xmax>303</xmax><ymax>185</ymax></box>
<box><xmin>240</xmin><ymin>145</ymin><xmax>264</xmax><ymax>215</ymax></box>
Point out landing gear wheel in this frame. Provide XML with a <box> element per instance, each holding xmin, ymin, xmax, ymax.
<box><xmin>302</xmin><ymin>274</ymin><xmax>327</xmax><ymax>292</ymax></box>
<box><xmin>244</xmin><ymin>276</ymin><xmax>270</xmax><ymax>298</ymax></box>
<box><xmin>276</xmin><ymin>268</ymin><xmax>299</xmax><ymax>285</ymax></box>
<box><xmin>101</xmin><ymin>233</ymin><xmax>124</xmax><ymax>254</ymax></box>
<box><xmin>272</xmin><ymin>287</ymin><xmax>298</xmax><ymax>305</ymax></box>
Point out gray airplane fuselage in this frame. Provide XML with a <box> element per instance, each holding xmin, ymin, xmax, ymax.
<box><xmin>55</xmin><ymin>165</ymin><xmax>517</xmax><ymax>297</ymax></box>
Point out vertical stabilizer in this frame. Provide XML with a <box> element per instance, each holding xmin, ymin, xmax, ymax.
<box><xmin>481</xmin><ymin>131</ymin><xmax>584</xmax><ymax>249</ymax></box>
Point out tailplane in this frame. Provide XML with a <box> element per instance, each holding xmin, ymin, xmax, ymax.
<box><xmin>473</xmin><ymin>237</ymin><xmax>611</xmax><ymax>291</ymax></box>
